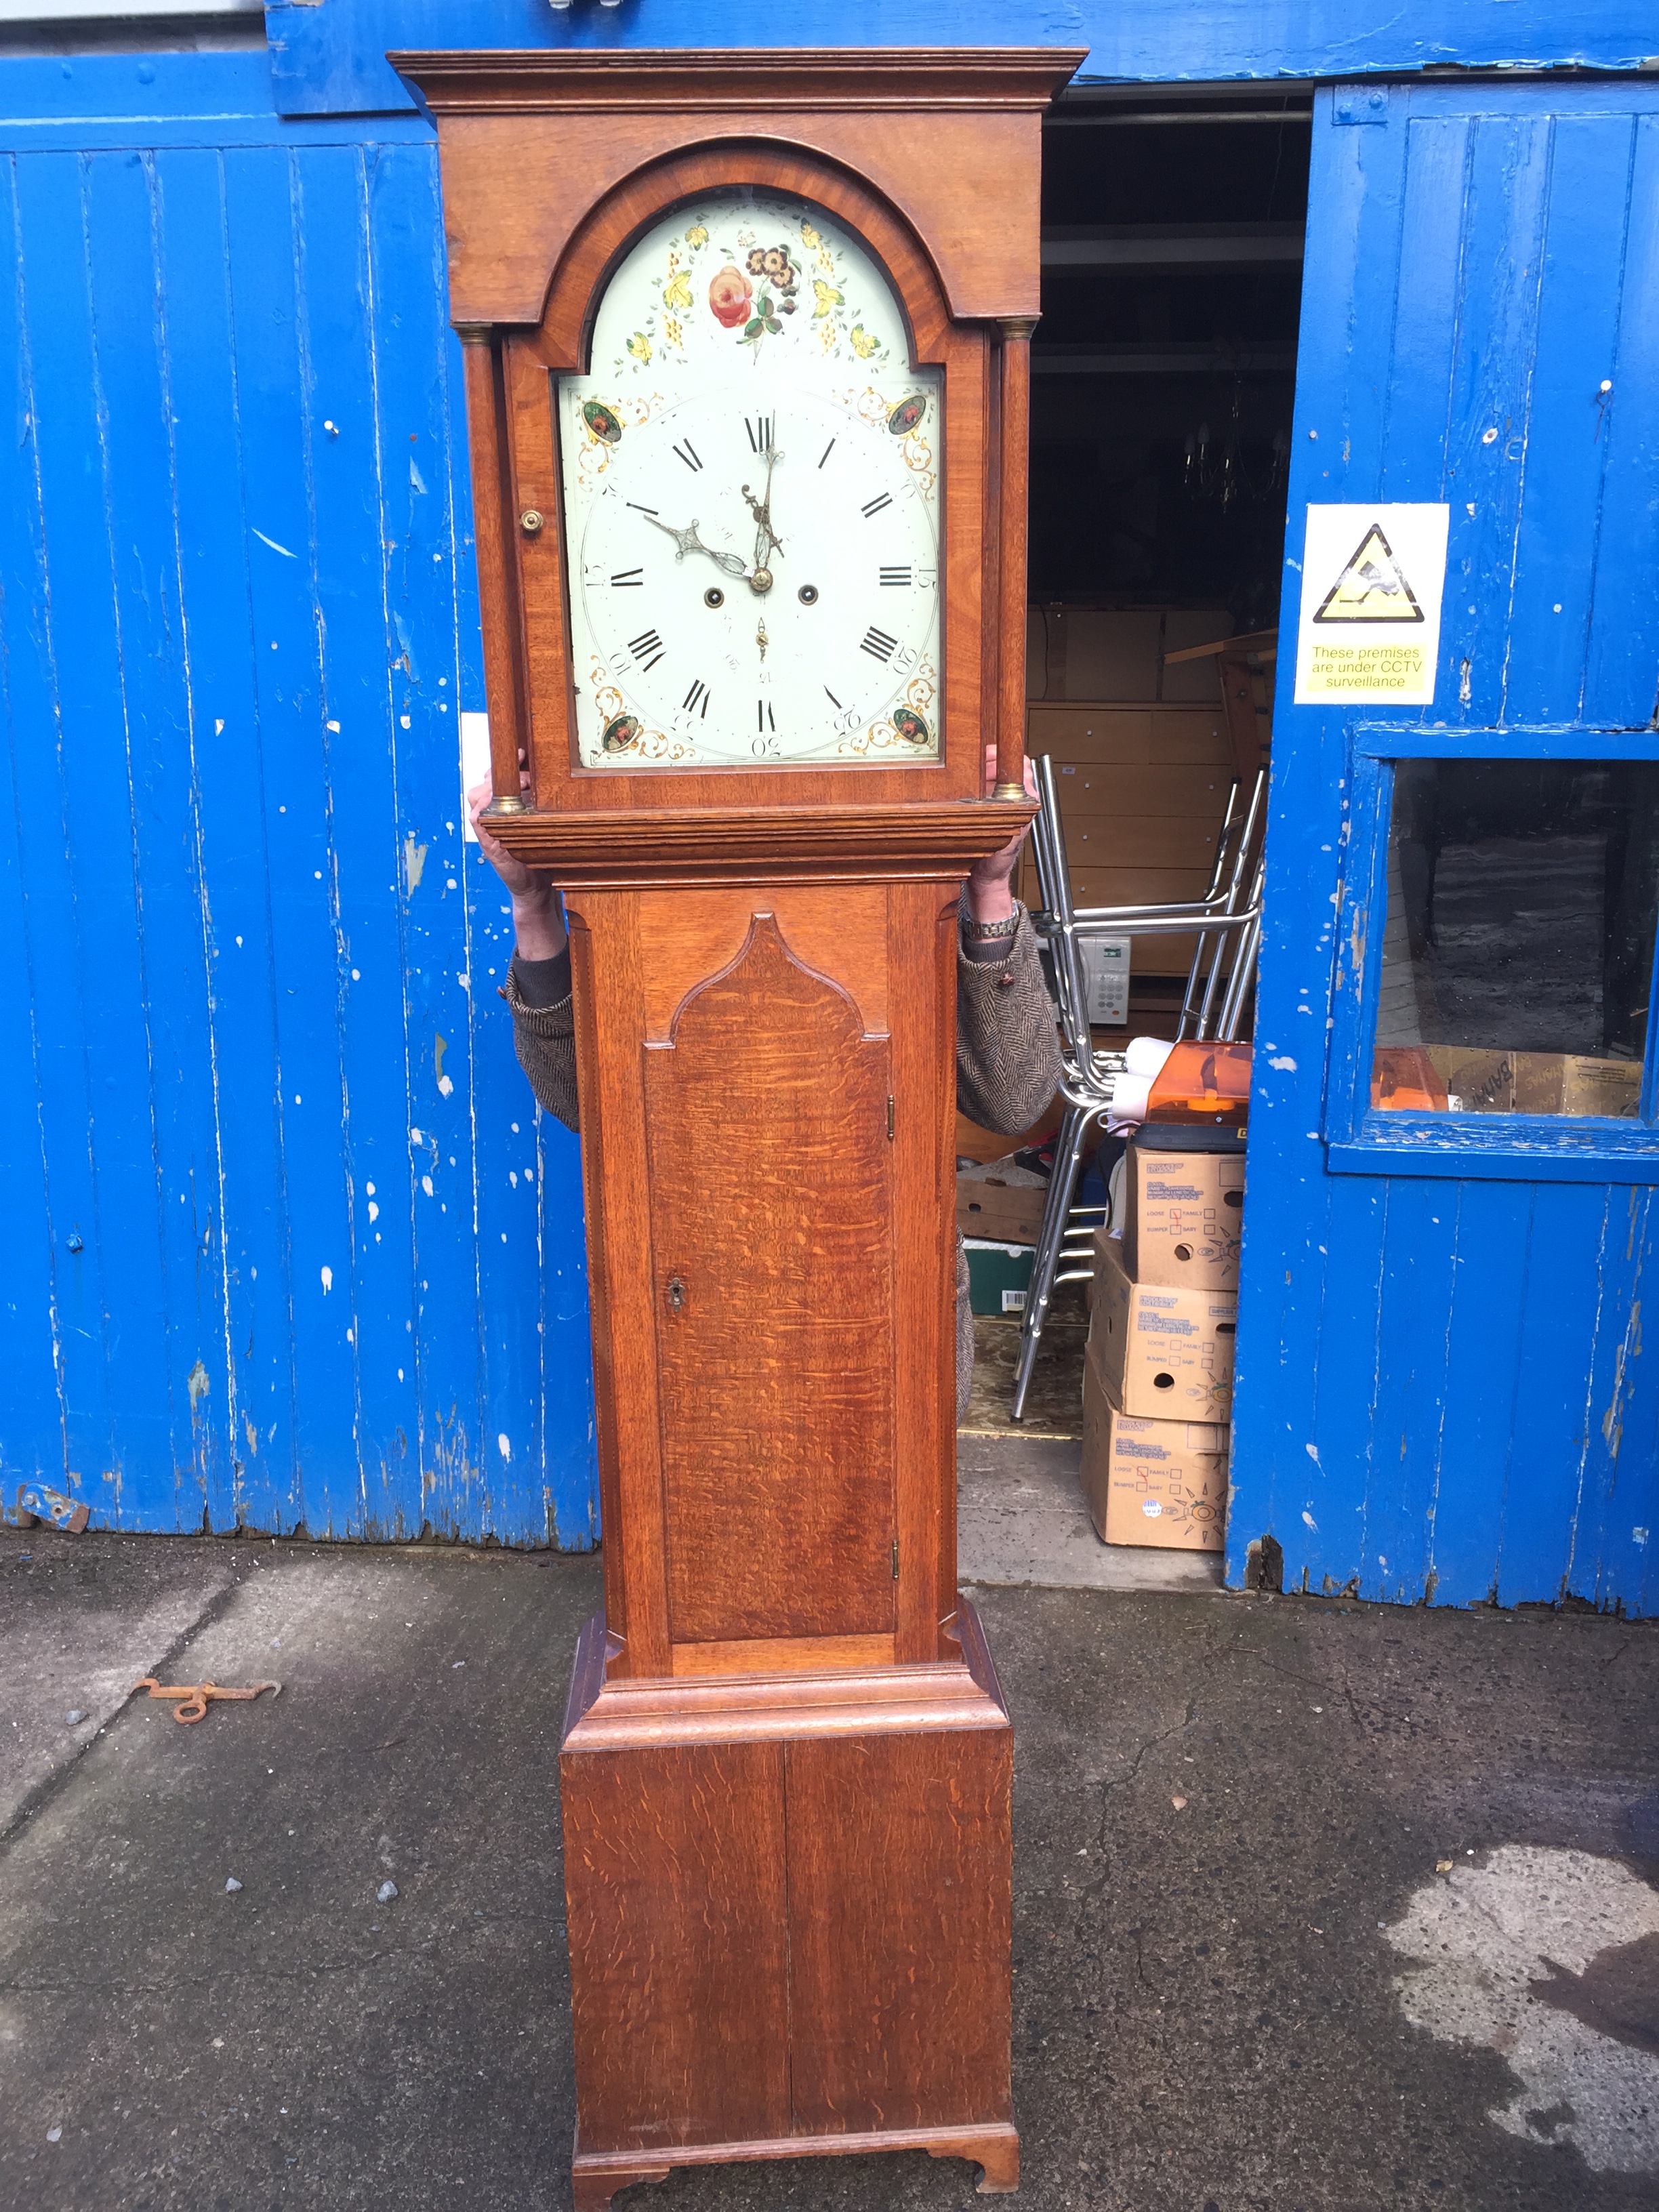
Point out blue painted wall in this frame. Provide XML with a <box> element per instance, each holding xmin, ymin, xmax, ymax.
<box><xmin>264</xmin><ymin>0</ymin><xmax>1659</xmax><ymax>120</ymax></box>
<box><xmin>0</xmin><ymin>55</ymin><xmax>598</xmax><ymax>1544</ymax></box>
<box><xmin>1231</xmin><ymin>79</ymin><xmax>1659</xmax><ymax>1617</ymax></box>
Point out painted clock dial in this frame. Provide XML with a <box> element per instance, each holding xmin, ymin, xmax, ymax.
<box><xmin>556</xmin><ymin>190</ymin><xmax>943</xmax><ymax>769</ymax></box>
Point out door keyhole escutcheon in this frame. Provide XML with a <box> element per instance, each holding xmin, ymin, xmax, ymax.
<box><xmin>666</xmin><ymin>1275</ymin><xmax>687</xmax><ymax>1316</ymax></box>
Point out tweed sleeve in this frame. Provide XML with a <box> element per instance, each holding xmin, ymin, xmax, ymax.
<box><xmin>955</xmin><ymin>905</ymin><xmax>1063</xmax><ymax>1136</ymax></box>
<box><xmin>501</xmin><ymin>958</ymin><xmax>580</xmax><ymax>1133</ymax></box>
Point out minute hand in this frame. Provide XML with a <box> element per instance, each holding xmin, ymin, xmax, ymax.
<box><xmin>644</xmin><ymin>514</ymin><xmax>748</xmax><ymax>577</ymax></box>
<box><xmin>743</xmin><ymin>447</ymin><xmax>784</xmax><ymax>569</ymax></box>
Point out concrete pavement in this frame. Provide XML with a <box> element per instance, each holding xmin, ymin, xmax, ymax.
<box><xmin>2</xmin><ymin>1523</ymin><xmax>1656</xmax><ymax>2211</ymax></box>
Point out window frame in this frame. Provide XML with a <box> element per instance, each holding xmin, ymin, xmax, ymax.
<box><xmin>1325</xmin><ymin>722</ymin><xmax>1659</xmax><ymax>1183</ymax></box>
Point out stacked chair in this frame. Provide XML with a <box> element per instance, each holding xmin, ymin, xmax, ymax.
<box><xmin>1009</xmin><ymin>752</ymin><xmax>1266</xmax><ymax>1422</ymax></box>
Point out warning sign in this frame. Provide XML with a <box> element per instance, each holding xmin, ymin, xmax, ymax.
<box><xmin>1294</xmin><ymin>504</ymin><xmax>1449</xmax><ymax>705</ymax></box>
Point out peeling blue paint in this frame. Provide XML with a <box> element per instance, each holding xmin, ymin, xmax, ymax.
<box><xmin>0</xmin><ymin>70</ymin><xmax>597</xmax><ymax>1546</ymax></box>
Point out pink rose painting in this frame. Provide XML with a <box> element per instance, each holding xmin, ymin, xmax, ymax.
<box><xmin>708</xmin><ymin>266</ymin><xmax>754</xmax><ymax>329</ymax></box>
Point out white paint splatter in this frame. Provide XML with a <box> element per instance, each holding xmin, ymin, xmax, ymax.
<box><xmin>320</xmin><ymin>1267</ymin><xmax>333</xmax><ymax>1294</ymax></box>
<box><xmin>1269</xmin><ymin>1055</ymin><xmax>1298</xmax><ymax>1071</ymax></box>
<box><xmin>404</xmin><ymin>836</ymin><xmax>428</xmax><ymax>893</ymax></box>
<box><xmin>1301</xmin><ymin>1509</ymin><xmax>1318</xmax><ymax>1532</ymax></box>
<box><xmin>421</xmin><ymin>1176</ymin><xmax>434</xmax><ymax>1199</ymax></box>
<box><xmin>251</xmin><ymin>528</ymin><xmax>296</xmax><ymax>558</ymax></box>
<box><xmin>1385</xmin><ymin>1846</ymin><xmax>1659</xmax><ymax>2173</ymax></box>
<box><xmin>497</xmin><ymin>1433</ymin><xmax>511</xmax><ymax>1461</ymax></box>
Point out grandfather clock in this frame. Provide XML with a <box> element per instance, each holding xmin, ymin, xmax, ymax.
<box><xmin>397</xmin><ymin>47</ymin><xmax>1081</xmax><ymax>2207</ymax></box>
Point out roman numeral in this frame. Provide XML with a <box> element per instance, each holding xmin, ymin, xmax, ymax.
<box><xmin>861</xmin><ymin>492</ymin><xmax>893</xmax><ymax>519</ymax></box>
<box><xmin>823</xmin><ymin>686</ymin><xmax>844</xmax><ymax>710</ymax></box>
<box><xmin>672</xmin><ymin>438</ymin><xmax>703</xmax><ymax>472</ymax></box>
<box><xmin>757</xmin><ymin>700</ymin><xmax>776</xmax><ymax>733</ymax></box>
<box><xmin>880</xmin><ymin>566</ymin><xmax>912</xmax><ymax>588</ymax></box>
<box><xmin>611</xmin><ymin>567</ymin><xmax>644</xmax><ymax>588</ymax></box>
<box><xmin>682</xmin><ymin>680</ymin><xmax>710</xmax><ymax>719</ymax></box>
<box><xmin>745</xmin><ymin>415</ymin><xmax>774</xmax><ymax>453</ymax></box>
<box><xmin>861</xmin><ymin>627</ymin><xmax>898</xmax><ymax>663</ymax></box>
<box><xmin>628</xmin><ymin>629</ymin><xmax>666</xmax><ymax>671</ymax></box>
<box><xmin>818</xmin><ymin>438</ymin><xmax>836</xmax><ymax>469</ymax></box>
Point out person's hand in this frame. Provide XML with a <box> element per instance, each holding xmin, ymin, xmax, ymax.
<box><xmin>467</xmin><ymin>760</ymin><xmax>547</xmax><ymax>897</ymax></box>
<box><xmin>966</xmin><ymin>745</ymin><xmax>1040</xmax><ymax>924</ymax></box>
<box><xmin>468</xmin><ymin>760</ymin><xmax>566</xmax><ymax>962</ymax></box>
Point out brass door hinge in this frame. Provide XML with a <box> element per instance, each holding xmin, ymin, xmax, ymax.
<box><xmin>886</xmin><ymin>1094</ymin><xmax>895</xmax><ymax>1141</ymax></box>
<box><xmin>891</xmin><ymin>1538</ymin><xmax>900</xmax><ymax>1580</ymax></box>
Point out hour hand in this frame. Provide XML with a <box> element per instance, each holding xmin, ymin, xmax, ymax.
<box><xmin>644</xmin><ymin>514</ymin><xmax>747</xmax><ymax>577</ymax></box>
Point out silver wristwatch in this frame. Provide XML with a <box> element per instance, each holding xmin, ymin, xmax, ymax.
<box><xmin>962</xmin><ymin>909</ymin><xmax>1020</xmax><ymax>941</ymax></box>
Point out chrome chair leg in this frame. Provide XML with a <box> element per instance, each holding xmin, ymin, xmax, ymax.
<box><xmin>1010</xmin><ymin>1101</ymin><xmax>1097</xmax><ymax>1422</ymax></box>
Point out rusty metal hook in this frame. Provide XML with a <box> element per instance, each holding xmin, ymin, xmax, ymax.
<box><xmin>130</xmin><ymin>1677</ymin><xmax>283</xmax><ymax>1725</ymax></box>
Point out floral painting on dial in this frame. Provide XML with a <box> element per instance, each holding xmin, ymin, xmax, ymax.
<box><xmin>590</xmin><ymin>192</ymin><xmax>903</xmax><ymax>380</ymax></box>
<box><xmin>554</xmin><ymin>186</ymin><xmax>943</xmax><ymax>770</ymax></box>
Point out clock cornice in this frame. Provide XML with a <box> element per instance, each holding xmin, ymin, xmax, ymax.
<box><xmin>392</xmin><ymin>47</ymin><xmax>1084</xmax><ymax>329</ymax></box>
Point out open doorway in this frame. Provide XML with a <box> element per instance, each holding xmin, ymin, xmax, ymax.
<box><xmin>1021</xmin><ymin>83</ymin><xmax>1310</xmax><ymax>1038</ymax></box>
<box><xmin>957</xmin><ymin>89</ymin><xmax>1309</xmax><ymax>1475</ymax></box>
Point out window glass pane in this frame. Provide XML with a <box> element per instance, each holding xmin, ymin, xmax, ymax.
<box><xmin>1372</xmin><ymin>759</ymin><xmax>1659</xmax><ymax>1120</ymax></box>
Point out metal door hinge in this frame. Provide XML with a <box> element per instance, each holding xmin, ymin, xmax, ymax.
<box><xmin>891</xmin><ymin>1538</ymin><xmax>900</xmax><ymax>1580</ymax></box>
<box><xmin>886</xmin><ymin>1094</ymin><xmax>895</xmax><ymax>1141</ymax></box>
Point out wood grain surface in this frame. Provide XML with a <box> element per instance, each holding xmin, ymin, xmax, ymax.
<box><xmin>561</xmin><ymin>1603</ymin><xmax>1016</xmax><ymax>2186</ymax></box>
<box><xmin>572</xmin><ymin>2124</ymin><xmax>1017</xmax><ymax>2209</ymax></box>
<box><xmin>561</xmin><ymin>1604</ymin><xmax>1010</xmax><ymax>1753</ymax></box>
<box><xmin>490</xmin><ymin>799</ymin><xmax>1035</xmax><ymax>877</ymax></box>
<box><xmin>636</xmin><ymin>884</ymin><xmax>890</xmax><ymax>1040</ymax></box>
<box><xmin>393</xmin><ymin>49</ymin><xmax>1082</xmax><ymax>327</ymax></box>
<box><xmin>786</xmin><ymin>1726</ymin><xmax>1015</xmax><ymax>2133</ymax></box>
<box><xmin>645</xmin><ymin>916</ymin><xmax>896</xmax><ymax>1645</ymax></box>
<box><xmin>561</xmin><ymin>1737</ymin><xmax>791</xmax><ymax>2152</ymax></box>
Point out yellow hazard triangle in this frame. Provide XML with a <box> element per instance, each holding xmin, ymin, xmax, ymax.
<box><xmin>1311</xmin><ymin>524</ymin><xmax>1425</xmax><ymax>623</ymax></box>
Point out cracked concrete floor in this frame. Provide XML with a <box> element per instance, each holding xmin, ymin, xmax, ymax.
<box><xmin>2</xmin><ymin>1528</ymin><xmax>1658</xmax><ymax>2211</ymax></box>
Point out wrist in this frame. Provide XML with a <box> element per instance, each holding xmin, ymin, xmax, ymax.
<box><xmin>964</xmin><ymin>876</ymin><xmax>1017</xmax><ymax>928</ymax></box>
<box><xmin>512</xmin><ymin>886</ymin><xmax>567</xmax><ymax>964</ymax></box>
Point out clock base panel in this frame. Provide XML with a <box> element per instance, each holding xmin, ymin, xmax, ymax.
<box><xmin>571</xmin><ymin>2122</ymin><xmax>1020</xmax><ymax>2209</ymax></box>
<box><xmin>559</xmin><ymin>1603</ymin><xmax>1017</xmax><ymax>2199</ymax></box>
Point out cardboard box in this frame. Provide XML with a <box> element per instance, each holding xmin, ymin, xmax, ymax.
<box><xmin>1087</xmin><ymin>1234</ymin><xmax>1235</xmax><ymax>1420</ymax></box>
<box><xmin>1080</xmin><ymin>1363</ymin><xmax>1228</xmax><ymax>1551</ymax></box>
<box><xmin>956</xmin><ymin>1174</ymin><xmax>1046</xmax><ymax>1248</ymax></box>
<box><xmin>964</xmin><ymin>1239</ymin><xmax>1034</xmax><ymax>1317</ymax></box>
<box><xmin>1122</xmin><ymin>1132</ymin><xmax>1245</xmax><ymax>1289</ymax></box>
<box><xmin>1523</xmin><ymin>1053</ymin><xmax>1641</xmax><ymax>1119</ymax></box>
<box><xmin>1414</xmin><ymin>1046</ymin><xmax>1641</xmax><ymax>1120</ymax></box>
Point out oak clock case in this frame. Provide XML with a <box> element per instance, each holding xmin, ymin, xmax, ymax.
<box><xmin>395</xmin><ymin>47</ymin><xmax>1082</xmax><ymax>2210</ymax></box>
<box><xmin>559</xmin><ymin>190</ymin><xmax>943</xmax><ymax>771</ymax></box>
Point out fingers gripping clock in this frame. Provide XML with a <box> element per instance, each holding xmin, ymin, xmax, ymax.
<box><xmin>558</xmin><ymin>190</ymin><xmax>943</xmax><ymax>768</ymax></box>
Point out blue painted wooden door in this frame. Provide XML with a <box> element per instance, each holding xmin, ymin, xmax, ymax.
<box><xmin>0</xmin><ymin>93</ymin><xmax>598</xmax><ymax>1544</ymax></box>
<box><xmin>1233</xmin><ymin>80</ymin><xmax>1659</xmax><ymax>1615</ymax></box>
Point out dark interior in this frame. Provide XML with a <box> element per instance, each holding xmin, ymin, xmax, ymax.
<box><xmin>1032</xmin><ymin>91</ymin><xmax>1311</xmax><ymax>626</ymax></box>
